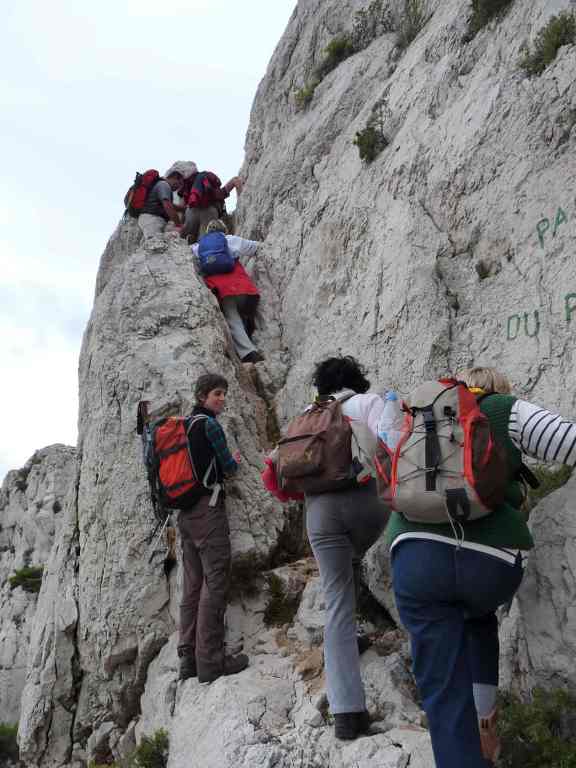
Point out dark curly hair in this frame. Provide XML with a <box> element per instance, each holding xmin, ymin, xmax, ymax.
<box><xmin>311</xmin><ymin>355</ymin><xmax>370</xmax><ymax>396</ymax></box>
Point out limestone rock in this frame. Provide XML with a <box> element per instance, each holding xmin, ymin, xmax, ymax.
<box><xmin>0</xmin><ymin>445</ymin><xmax>76</xmax><ymax>726</ymax></box>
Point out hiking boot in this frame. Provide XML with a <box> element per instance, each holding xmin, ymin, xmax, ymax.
<box><xmin>334</xmin><ymin>710</ymin><xmax>371</xmax><ymax>741</ymax></box>
<box><xmin>241</xmin><ymin>351</ymin><xmax>265</xmax><ymax>364</ymax></box>
<box><xmin>179</xmin><ymin>654</ymin><xmax>197</xmax><ymax>681</ymax></box>
<box><xmin>479</xmin><ymin>708</ymin><xmax>501</xmax><ymax>763</ymax></box>
<box><xmin>198</xmin><ymin>653</ymin><xmax>249</xmax><ymax>684</ymax></box>
<box><xmin>357</xmin><ymin>634</ymin><xmax>372</xmax><ymax>655</ymax></box>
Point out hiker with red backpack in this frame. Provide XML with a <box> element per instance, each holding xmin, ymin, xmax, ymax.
<box><xmin>180</xmin><ymin>170</ymin><xmax>242</xmax><ymax>243</ymax></box>
<box><xmin>270</xmin><ymin>356</ymin><xmax>390</xmax><ymax>741</ymax></box>
<box><xmin>192</xmin><ymin>219</ymin><xmax>264</xmax><ymax>364</ymax></box>
<box><xmin>380</xmin><ymin>367</ymin><xmax>576</xmax><ymax>767</ymax></box>
<box><xmin>138</xmin><ymin>373</ymin><xmax>249</xmax><ymax>684</ymax></box>
<box><xmin>129</xmin><ymin>170</ymin><xmax>184</xmax><ymax>238</ymax></box>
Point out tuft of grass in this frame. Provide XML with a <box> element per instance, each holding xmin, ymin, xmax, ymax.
<box><xmin>8</xmin><ymin>565</ymin><xmax>44</xmax><ymax>594</ymax></box>
<box><xmin>397</xmin><ymin>0</ymin><xmax>428</xmax><ymax>50</ymax></box>
<box><xmin>315</xmin><ymin>35</ymin><xmax>356</xmax><ymax>79</ymax></box>
<box><xmin>351</xmin><ymin>0</ymin><xmax>395</xmax><ymax>51</ymax></box>
<box><xmin>524</xmin><ymin>464</ymin><xmax>573</xmax><ymax>513</ymax></box>
<box><xmin>468</xmin><ymin>0</ymin><xmax>514</xmax><ymax>37</ymax></box>
<box><xmin>520</xmin><ymin>11</ymin><xmax>576</xmax><ymax>76</ymax></box>
<box><xmin>354</xmin><ymin>98</ymin><xmax>391</xmax><ymax>164</ymax></box>
<box><xmin>294</xmin><ymin>79</ymin><xmax>320</xmax><ymax>110</ymax></box>
<box><xmin>0</xmin><ymin>723</ymin><xmax>19</xmax><ymax>764</ymax></box>
<box><xmin>499</xmin><ymin>688</ymin><xmax>576</xmax><ymax>767</ymax></box>
<box><xmin>263</xmin><ymin>573</ymin><xmax>301</xmax><ymax>628</ymax></box>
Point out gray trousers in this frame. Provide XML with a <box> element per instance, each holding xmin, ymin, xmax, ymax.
<box><xmin>181</xmin><ymin>205</ymin><xmax>219</xmax><ymax>243</ymax></box>
<box><xmin>138</xmin><ymin>213</ymin><xmax>166</xmax><ymax>238</ymax></box>
<box><xmin>306</xmin><ymin>480</ymin><xmax>390</xmax><ymax>713</ymax></box>
<box><xmin>221</xmin><ymin>296</ymin><xmax>256</xmax><ymax>360</ymax></box>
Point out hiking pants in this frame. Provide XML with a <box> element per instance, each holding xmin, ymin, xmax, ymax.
<box><xmin>177</xmin><ymin>496</ymin><xmax>231</xmax><ymax>677</ymax></box>
<box><xmin>221</xmin><ymin>296</ymin><xmax>257</xmax><ymax>360</ymax></box>
<box><xmin>306</xmin><ymin>481</ymin><xmax>389</xmax><ymax>714</ymax></box>
<box><xmin>138</xmin><ymin>213</ymin><xmax>167</xmax><ymax>238</ymax></box>
<box><xmin>392</xmin><ymin>540</ymin><xmax>524</xmax><ymax>768</ymax></box>
<box><xmin>181</xmin><ymin>205</ymin><xmax>219</xmax><ymax>243</ymax></box>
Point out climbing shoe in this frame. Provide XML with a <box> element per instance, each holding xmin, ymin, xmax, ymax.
<box><xmin>334</xmin><ymin>710</ymin><xmax>371</xmax><ymax>741</ymax></box>
<box><xmin>241</xmin><ymin>351</ymin><xmax>265</xmax><ymax>364</ymax></box>
<box><xmin>179</xmin><ymin>654</ymin><xmax>197</xmax><ymax>681</ymax></box>
<box><xmin>198</xmin><ymin>653</ymin><xmax>249</xmax><ymax>684</ymax></box>
<box><xmin>357</xmin><ymin>634</ymin><xmax>372</xmax><ymax>655</ymax></box>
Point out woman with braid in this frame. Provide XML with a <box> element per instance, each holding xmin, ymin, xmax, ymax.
<box><xmin>388</xmin><ymin>366</ymin><xmax>576</xmax><ymax>768</ymax></box>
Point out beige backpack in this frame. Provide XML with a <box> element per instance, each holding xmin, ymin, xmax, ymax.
<box><xmin>375</xmin><ymin>380</ymin><xmax>509</xmax><ymax>523</ymax></box>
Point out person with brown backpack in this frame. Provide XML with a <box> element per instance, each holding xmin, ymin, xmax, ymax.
<box><xmin>275</xmin><ymin>355</ymin><xmax>390</xmax><ymax>740</ymax></box>
<box><xmin>379</xmin><ymin>367</ymin><xmax>576</xmax><ymax>767</ymax></box>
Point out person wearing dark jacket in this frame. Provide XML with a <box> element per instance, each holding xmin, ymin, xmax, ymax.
<box><xmin>388</xmin><ymin>366</ymin><xmax>576</xmax><ymax>767</ymax></box>
<box><xmin>180</xmin><ymin>171</ymin><xmax>242</xmax><ymax>243</ymax></box>
<box><xmin>177</xmin><ymin>373</ymin><xmax>249</xmax><ymax>683</ymax></box>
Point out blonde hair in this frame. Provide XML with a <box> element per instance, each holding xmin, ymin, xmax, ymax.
<box><xmin>206</xmin><ymin>219</ymin><xmax>228</xmax><ymax>235</ymax></box>
<box><xmin>457</xmin><ymin>367</ymin><xmax>511</xmax><ymax>395</ymax></box>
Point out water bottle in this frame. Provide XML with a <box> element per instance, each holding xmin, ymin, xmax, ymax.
<box><xmin>378</xmin><ymin>391</ymin><xmax>404</xmax><ymax>451</ymax></box>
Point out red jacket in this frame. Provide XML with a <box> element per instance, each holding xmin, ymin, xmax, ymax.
<box><xmin>204</xmin><ymin>261</ymin><xmax>259</xmax><ymax>300</ymax></box>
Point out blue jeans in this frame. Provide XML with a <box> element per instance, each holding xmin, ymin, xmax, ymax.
<box><xmin>392</xmin><ymin>540</ymin><xmax>524</xmax><ymax>768</ymax></box>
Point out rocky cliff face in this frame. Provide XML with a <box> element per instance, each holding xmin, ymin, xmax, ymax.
<box><xmin>6</xmin><ymin>0</ymin><xmax>576</xmax><ymax>766</ymax></box>
<box><xmin>0</xmin><ymin>446</ymin><xmax>76</xmax><ymax>725</ymax></box>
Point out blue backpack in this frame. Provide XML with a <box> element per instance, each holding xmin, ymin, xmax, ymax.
<box><xmin>198</xmin><ymin>232</ymin><xmax>235</xmax><ymax>276</ymax></box>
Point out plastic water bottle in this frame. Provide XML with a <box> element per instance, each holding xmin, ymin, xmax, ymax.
<box><xmin>378</xmin><ymin>391</ymin><xmax>404</xmax><ymax>451</ymax></box>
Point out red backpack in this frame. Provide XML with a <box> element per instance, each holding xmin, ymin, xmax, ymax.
<box><xmin>124</xmin><ymin>169</ymin><xmax>160</xmax><ymax>217</ymax></box>
<box><xmin>187</xmin><ymin>171</ymin><xmax>225</xmax><ymax>212</ymax></box>
<box><xmin>147</xmin><ymin>415</ymin><xmax>215</xmax><ymax>507</ymax></box>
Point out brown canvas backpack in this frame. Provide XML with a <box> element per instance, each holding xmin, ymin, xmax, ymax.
<box><xmin>375</xmin><ymin>379</ymin><xmax>510</xmax><ymax>523</ymax></box>
<box><xmin>277</xmin><ymin>394</ymin><xmax>359</xmax><ymax>494</ymax></box>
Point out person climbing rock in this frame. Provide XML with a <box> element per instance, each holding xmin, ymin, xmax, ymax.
<box><xmin>180</xmin><ymin>170</ymin><xmax>242</xmax><ymax>243</ymax></box>
<box><xmin>274</xmin><ymin>356</ymin><xmax>390</xmax><ymax>740</ymax></box>
<box><xmin>177</xmin><ymin>373</ymin><xmax>249</xmax><ymax>684</ymax></box>
<box><xmin>386</xmin><ymin>366</ymin><xmax>576</xmax><ymax>767</ymax></box>
<box><xmin>138</xmin><ymin>170</ymin><xmax>184</xmax><ymax>238</ymax></box>
<box><xmin>193</xmin><ymin>219</ymin><xmax>264</xmax><ymax>364</ymax></box>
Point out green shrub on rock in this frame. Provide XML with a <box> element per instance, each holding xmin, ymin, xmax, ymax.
<box><xmin>499</xmin><ymin>688</ymin><xmax>576</xmax><ymax>767</ymax></box>
<box><xmin>8</xmin><ymin>565</ymin><xmax>44</xmax><ymax>593</ymax></box>
<box><xmin>130</xmin><ymin>729</ymin><xmax>169</xmax><ymax>768</ymax></box>
<box><xmin>397</xmin><ymin>0</ymin><xmax>428</xmax><ymax>50</ymax></box>
<box><xmin>524</xmin><ymin>464</ymin><xmax>573</xmax><ymax>513</ymax></box>
<box><xmin>520</xmin><ymin>11</ymin><xmax>576</xmax><ymax>76</ymax></box>
<box><xmin>468</xmin><ymin>0</ymin><xmax>514</xmax><ymax>36</ymax></box>
<box><xmin>0</xmin><ymin>723</ymin><xmax>19</xmax><ymax>764</ymax></box>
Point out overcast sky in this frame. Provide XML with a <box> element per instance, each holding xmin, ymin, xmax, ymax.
<box><xmin>1</xmin><ymin>0</ymin><xmax>295</xmax><ymax>483</ymax></box>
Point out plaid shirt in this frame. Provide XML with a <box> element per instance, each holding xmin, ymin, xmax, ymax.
<box><xmin>204</xmin><ymin>417</ymin><xmax>238</xmax><ymax>475</ymax></box>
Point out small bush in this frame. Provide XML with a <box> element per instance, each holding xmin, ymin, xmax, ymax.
<box><xmin>294</xmin><ymin>79</ymin><xmax>319</xmax><ymax>110</ymax></box>
<box><xmin>499</xmin><ymin>688</ymin><xmax>576</xmax><ymax>767</ymax></box>
<box><xmin>0</xmin><ymin>723</ymin><xmax>19</xmax><ymax>763</ymax></box>
<box><xmin>354</xmin><ymin>98</ymin><xmax>391</xmax><ymax>163</ymax></box>
<box><xmin>130</xmin><ymin>729</ymin><xmax>169</xmax><ymax>768</ymax></box>
<box><xmin>315</xmin><ymin>35</ymin><xmax>356</xmax><ymax>79</ymax></box>
<box><xmin>468</xmin><ymin>0</ymin><xmax>514</xmax><ymax>36</ymax></box>
<box><xmin>263</xmin><ymin>573</ymin><xmax>301</xmax><ymax>627</ymax></box>
<box><xmin>8</xmin><ymin>565</ymin><xmax>44</xmax><ymax>594</ymax></box>
<box><xmin>397</xmin><ymin>0</ymin><xmax>428</xmax><ymax>50</ymax></box>
<box><xmin>227</xmin><ymin>554</ymin><xmax>263</xmax><ymax>601</ymax></box>
<box><xmin>520</xmin><ymin>11</ymin><xmax>576</xmax><ymax>76</ymax></box>
<box><xmin>351</xmin><ymin>0</ymin><xmax>395</xmax><ymax>51</ymax></box>
<box><xmin>525</xmin><ymin>464</ymin><xmax>573</xmax><ymax>513</ymax></box>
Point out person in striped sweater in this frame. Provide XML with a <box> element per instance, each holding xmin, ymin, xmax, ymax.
<box><xmin>387</xmin><ymin>367</ymin><xmax>576</xmax><ymax>768</ymax></box>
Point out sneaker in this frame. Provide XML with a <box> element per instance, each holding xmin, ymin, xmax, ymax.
<box><xmin>334</xmin><ymin>710</ymin><xmax>371</xmax><ymax>741</ymax></box>
<box><xmin>479</xmin><ymin>708</ymin><xmax>501</xmax><ymax>763</ymax></box>
<box><xmin>179</xmin><ymin>654</ymin><xmax>197</xmax><ymax>681</ymax></box>
<box><xmin>197</xmin><ymin>653</ymin><xmax>249</xmax><ymax>684</ymax></box>
<box><xmin>241</xmin><ymin>351</ymin><xmax>265</xmax><ymax>364</ymax></box>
